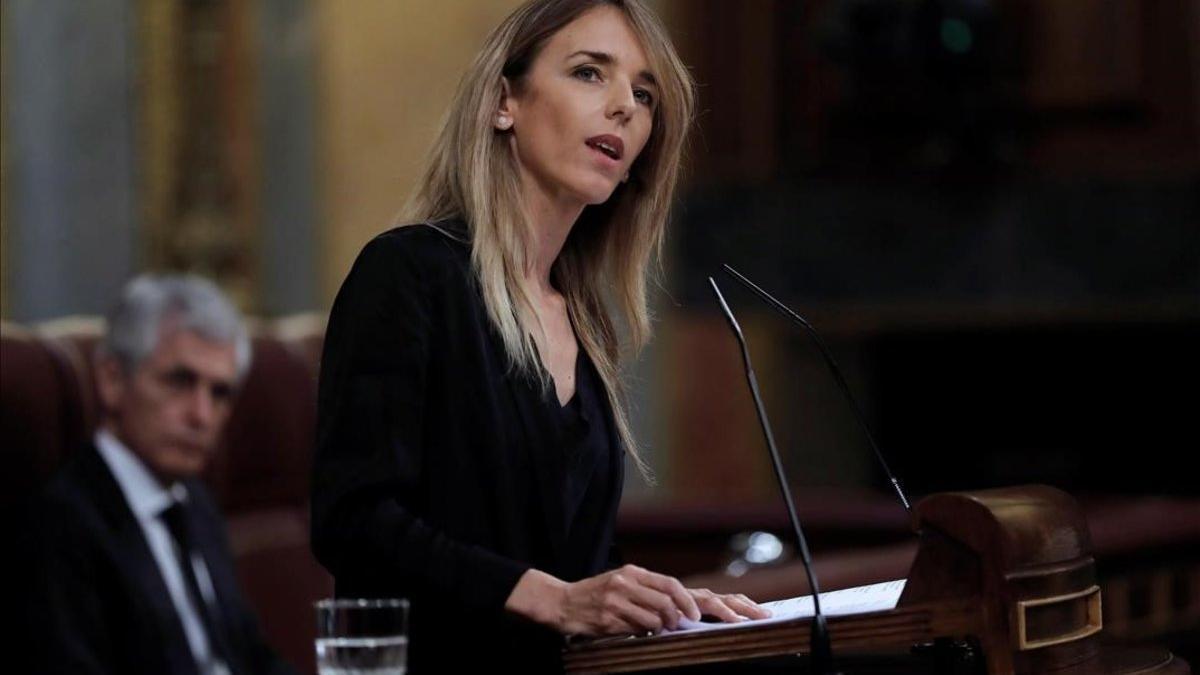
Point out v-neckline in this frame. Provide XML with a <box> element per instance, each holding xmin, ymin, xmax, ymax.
<box><xmin>530</xmin><ymin>337</ymin><xmax>581</xmax><ymax>409</ymax></box>
<box><xmin>555</xmin><ymin>348</ymin><xmax>581</xmax><ymax>410</ymax></box>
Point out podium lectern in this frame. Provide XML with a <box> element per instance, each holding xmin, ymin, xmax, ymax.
<box><xmin>564</xmin><ymin>485</ymin><xmax>1189</xmax><ymax>674</ymax></box>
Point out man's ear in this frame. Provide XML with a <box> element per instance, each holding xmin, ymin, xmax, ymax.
<box><xmin>495</xmin><ymin>77</ymin><xmax>515</xmax><ymax>131</ymax></box>
<box><xmin>94</xmin><ymin>354</ymin><xmax>128</xmax><ymax>414</ymax></box>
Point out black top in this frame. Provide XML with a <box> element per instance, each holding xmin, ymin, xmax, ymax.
<box><xmin>550</xmin><ymin>348</ymin><xmax>617</xmax><ymax>575</ymax></box>
<box><xmin>311</xmin><ymin>220</ymin><xmax>624</xmax><ymax>674</ymax></box>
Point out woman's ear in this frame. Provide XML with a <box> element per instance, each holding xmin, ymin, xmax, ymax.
<box><xmin>495</xmin><ymin>77</ymin><xmax>515</xmax><ymax>131</ymax></box>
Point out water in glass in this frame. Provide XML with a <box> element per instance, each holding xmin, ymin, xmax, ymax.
<box><xmin>315</xmin><ymin>598</ymin><xmax>408</xmax><ymax>675</ymax></box>
<box><xmin>316</xmin><ymin>635</ymin><xmax>407</xmax><ymax>675</ymax></box>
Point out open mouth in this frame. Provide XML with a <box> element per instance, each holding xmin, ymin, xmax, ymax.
<box><xmin>586</xmin><ymin>135</ymin><xmax>624</xmax><ymax>161</ymax></box>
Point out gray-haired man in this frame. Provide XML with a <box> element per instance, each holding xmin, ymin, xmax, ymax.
<box><xmin>31</xmin><ymin>275</ymin><xmax>295</xmax><ymax>675</ymax></box>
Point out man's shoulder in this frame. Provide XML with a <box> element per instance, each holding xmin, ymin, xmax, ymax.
<box><xmin>41</xmin><ymin>446</ymin><xmax>101</xmax><ymax>507</ymax></box>
<box><xmin>35</xmin><ymin>446</ymin><xmax>117</xmax><ymax>547</ymax></box>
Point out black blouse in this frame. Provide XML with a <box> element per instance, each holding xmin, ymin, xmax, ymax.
<box><xmin>311</xmin><ymin>220</ymin><xmax>624</xmax><ymax>674</ymax></box>
<box><xmin>549</xmin><ymin>349</ymin><xmax>616</xmax><ymax>573</ymax></box>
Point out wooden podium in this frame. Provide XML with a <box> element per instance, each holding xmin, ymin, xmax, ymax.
<box><xmin>564</xmin><ymin>485</ymin><xmax>1189</xmax><ymax>674</ymax></box>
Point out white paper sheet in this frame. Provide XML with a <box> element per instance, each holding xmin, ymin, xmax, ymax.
<box><xmin>671</xmin><ymin>578</ymin><xmax>907</xmax><ymax>635</ymax></box>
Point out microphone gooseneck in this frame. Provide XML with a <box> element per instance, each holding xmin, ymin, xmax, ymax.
<box><xmin>708</xmin><ymin>277</ymin><xmax>837</xmax><ymax>675</ymax></box>
<box><xmin>721</xmin><ymin>264</ymin><xmax>912</xmax><ymax>514</ymax></box>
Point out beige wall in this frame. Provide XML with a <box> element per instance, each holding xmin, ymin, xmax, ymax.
<box><xmin>313</xmin><ymin>0</ymin><xmax>524</xmax><ymax>303</ymax></box>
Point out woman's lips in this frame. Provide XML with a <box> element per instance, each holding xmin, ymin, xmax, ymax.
<box><xmin>585</xmin><ymin>134</ymin><xmax>624</xmax><ymax>161</ymax></box>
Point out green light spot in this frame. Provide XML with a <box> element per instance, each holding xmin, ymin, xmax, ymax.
<box><xmin>940</xmin><ymin>18</ymin><xmax>973</xmax><ymax>55</ymax></box>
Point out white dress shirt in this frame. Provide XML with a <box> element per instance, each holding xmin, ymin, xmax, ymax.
<box><xmin>95</xmin><ymin>429</ymin><xmax>231</xmax><ymax>675</ymax></box>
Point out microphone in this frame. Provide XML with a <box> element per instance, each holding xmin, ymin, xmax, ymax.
<box><xmin>708</xmin><ymin>277</ymin><xmax>838</xmax><ymax>675</ymax></box>
<box><xmin>721</xmin><ymin>264</ymin><xmax>912</xmax><ymax>514</ymax></box>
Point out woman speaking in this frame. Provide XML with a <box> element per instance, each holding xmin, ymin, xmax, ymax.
<box><xmin>311</xmin><ymin>1</ymin><xmax>768</xmax><ymax>671</ymax></box>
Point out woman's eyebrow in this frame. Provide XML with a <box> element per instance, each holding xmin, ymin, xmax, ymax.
<box><xmin>567</xmin><ymin>49</ymin><xmax>657</xmax><ymax>86</ymax></box>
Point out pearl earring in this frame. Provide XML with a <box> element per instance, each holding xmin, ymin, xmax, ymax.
<box><xmin>496</xmin><ymin>115</ymin><xmax>511</xmax><ymax>130</ymax></box>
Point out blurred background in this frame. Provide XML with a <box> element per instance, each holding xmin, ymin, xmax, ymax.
<box><xmin>3</xmin><ymin>0</ymin><xmax>1197</xmax><ymax>670</ymax></box>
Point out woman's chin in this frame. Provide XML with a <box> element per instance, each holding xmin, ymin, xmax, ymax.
<box><xmin>579</xmin><ymin>180</ymin><xmax>624</xmax><ymax>206</ymax></box>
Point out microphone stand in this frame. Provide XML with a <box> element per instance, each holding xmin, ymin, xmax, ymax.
<box><xmin>721</xmin><ymin>264</ymin><xmax>912</xmax><ymax>514</ymax></box>
<box><xmin>708</xmin><ymin>277</ymin><xmax>839</xmax><ymax>675</ymax></box>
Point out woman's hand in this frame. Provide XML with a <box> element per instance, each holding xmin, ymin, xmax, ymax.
<box><xmin>505</xmin><ymin>566</ymin><xmax>770</xmax><ymax>636</ymax></box>
<box><xmin>685</xmin><ymin>587</ymin><xmax>772</xmax><ymax>624</ymax></box>
<box><xmin>558</xmin><ymin>564</ymin><xmax>701</xmax><ymax>635</ymax></box>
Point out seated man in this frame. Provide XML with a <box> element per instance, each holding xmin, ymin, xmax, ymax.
<box><xmin>29</xmin><ymin>275</ymin><xmax>295</xmax><ymax>675</ymax></box>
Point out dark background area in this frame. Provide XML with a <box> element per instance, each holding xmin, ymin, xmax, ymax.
<box><xmin>660</xmin><ymin>0</ymin><xmax>1198</xmax><ymax>504</ymax></box>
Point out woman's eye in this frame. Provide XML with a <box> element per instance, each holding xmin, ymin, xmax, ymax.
<box><xmin>573</xmin><ymin>66</ymin><xmax>601</xmax><ymax>82</ymax></box>
<box><xmin>634</xmin><ymin>88</ymin><xmax>654</xmax><ymax>106</ymax></box>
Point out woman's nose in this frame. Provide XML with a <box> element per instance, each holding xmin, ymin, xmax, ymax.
<box><xmin>606</xmin><ymin>83</ymin><xmax>637</xmax><ymax>121</ymax></box>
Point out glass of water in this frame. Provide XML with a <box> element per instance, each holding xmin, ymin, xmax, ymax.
<box><xmin>315</xmin><ymin>598</ymin><xmax>409</xmax><ymax>675</ymax></box>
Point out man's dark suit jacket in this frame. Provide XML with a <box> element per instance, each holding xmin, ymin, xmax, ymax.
<box><xmin>311</xmin><ymin>220</ymin><xmax>625</xmax><ymax>674</ymax></box>
<box><xmin>28</xmin><ymin>443</ymin><xmax>295</xmax><ymax>675</ymax></box>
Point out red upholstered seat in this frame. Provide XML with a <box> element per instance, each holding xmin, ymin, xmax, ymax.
<box><xmin>1</xmin><ymin>324</ymin><xmax>92</xmax><ymax>507</ymax></box>
<box><xmin>211</xmin><ymin>336</ymin><xmax>317</xmax><ymax>513</ymax></box>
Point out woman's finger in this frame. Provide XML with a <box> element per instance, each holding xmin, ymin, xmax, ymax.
<box><xmin>597</xmin><ymin>614</ymin><xmax>639</xmax><ymax>636</ymax></box>
<box><xmin>692</xmin><ymin>589</ymin><xmax>744</xmax><ymax>623</ymax></box>
<box><xmin>726</xmin><ymin>593</ymin><xmax>771</xmax><ymax>620</ymax></box>
<box><xmin>633</xmin><ymin>568</ymin><xmax>701</xmax><ymax>621</ymax></box>
<box><xmin>622</xmin><ymin>581</ymin><xmax>684</xmax><ymax>629</ymax></box>
<box><xmin>611</xmin><ymin>595</ymin><xmax>667</xmax><ymax>633</ymax></box>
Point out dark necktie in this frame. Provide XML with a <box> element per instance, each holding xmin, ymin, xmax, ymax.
<box><xmin>161</xmin><ymin>500</ymin><xmax>234</xmax><ymax>670</ymax></box>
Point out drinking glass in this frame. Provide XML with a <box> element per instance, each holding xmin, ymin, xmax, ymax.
<box><xmin>315</xmin><ymin>598</ymin><xmax>409</xmax><ymax>675</ymax></box>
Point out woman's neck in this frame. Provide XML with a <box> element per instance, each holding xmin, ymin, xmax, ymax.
<box><xmin>519</xmin><ymin>173</ymin><xmax>584</xmax><ymax>294</ymax></box>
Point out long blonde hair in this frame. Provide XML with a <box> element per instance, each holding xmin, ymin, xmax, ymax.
<box><xmin>401</xmin><ymin>0</ymin><xmax>695</xmax><ymax>479</ymax></box>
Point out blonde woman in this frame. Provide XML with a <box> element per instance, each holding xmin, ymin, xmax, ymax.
<box><xmin>312</xmin><ymin>1</ymin><xmax>768</xmax><ymax>671</ymax></box>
